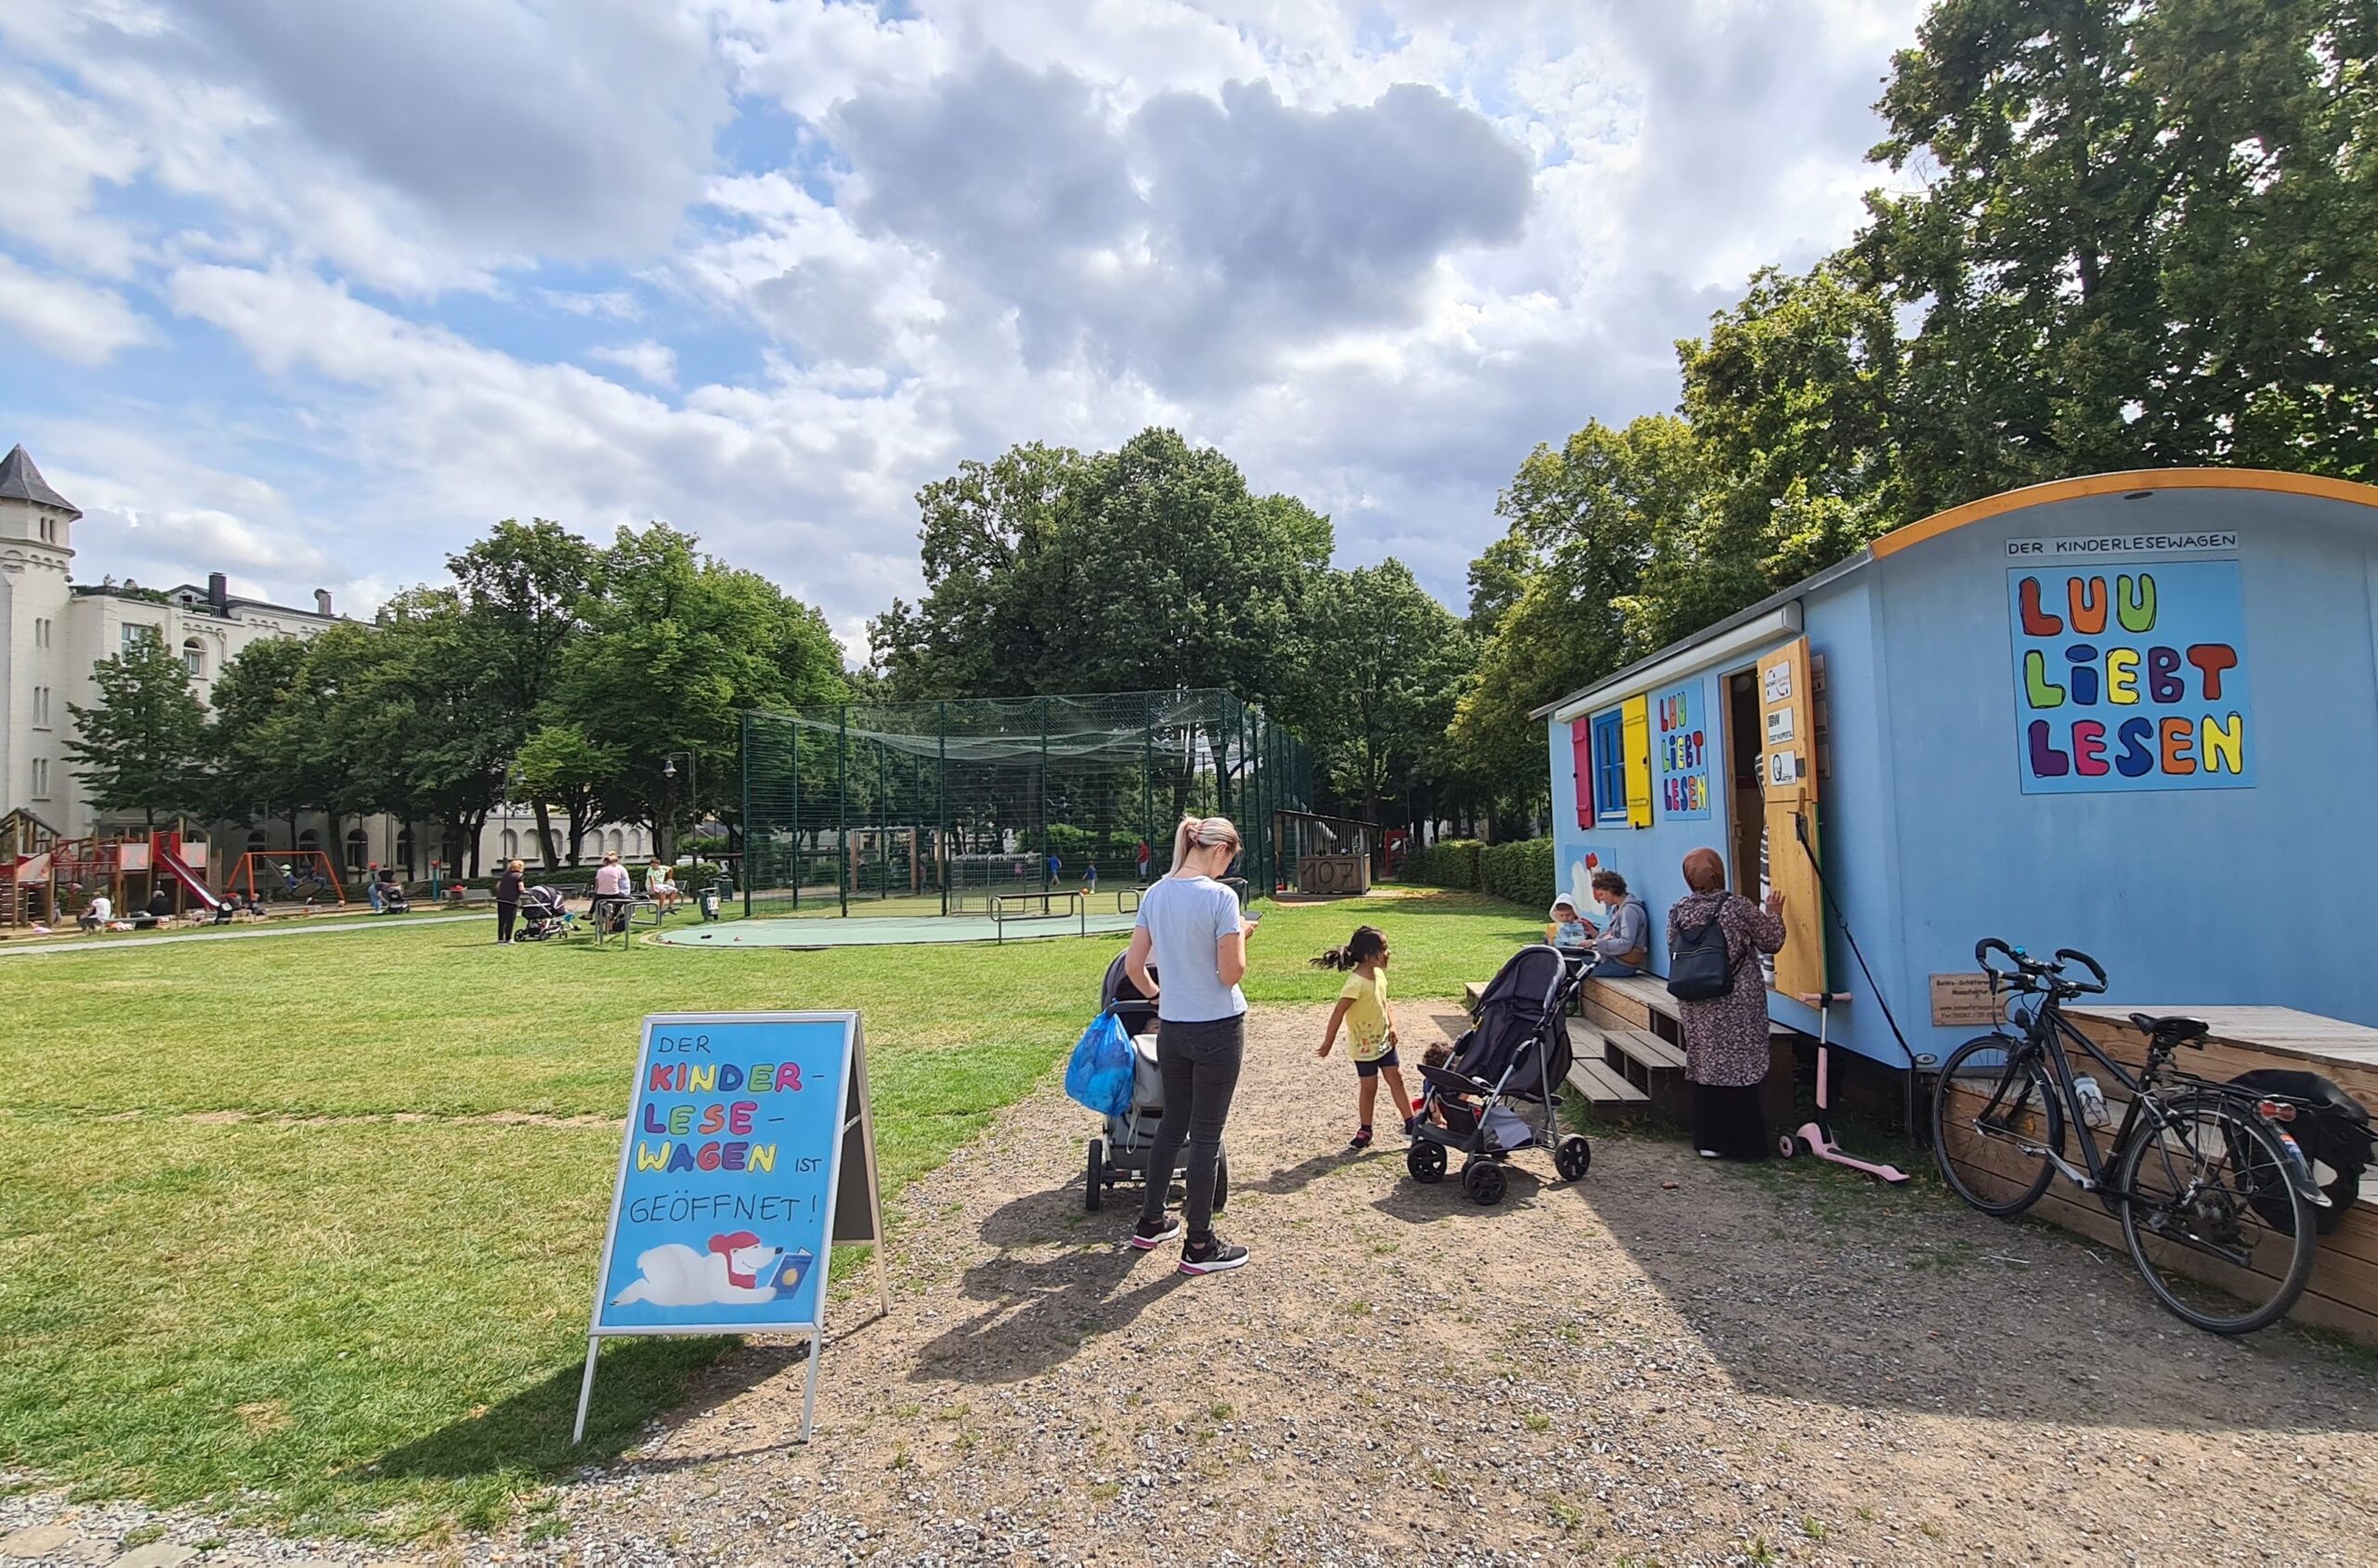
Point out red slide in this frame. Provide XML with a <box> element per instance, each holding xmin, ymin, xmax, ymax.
<box><xmin>154</xmin><ymin>841</ymin><xmax>225</xmax><ymax>909</ymax></box>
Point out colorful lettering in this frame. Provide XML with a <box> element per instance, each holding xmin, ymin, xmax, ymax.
<box><xmin>2160</xmin><ymin>716</ymin><xmax>2196</xmax><ymax>776</ymax></box>
<box><xmin>2027</xmin><ymin>720</ymin><xmax>2070</xmax><ymax>777</ymax></box>
<box><xmin>686</xmin><ymin>1065</ymin><xmax>718</xmax><ymax>1093</ymax></box>
<box><xmin>634</xmin><ymin>1141</ymin><xmax>671</xmax><ymax>1171</ymax></box>
<box><xmin>775</xmin><ymin>1065</ymin><xmax>804</xmax><ymax>1092</ymax></box>
<box><xmin>2146</xmin><ymin>646</ymin><xmax>2183</xmax><ymax>703</ymax></box>
<box><xmin>2104</xmin><ymin>648</ymin><xmax>2138</xmax><ymax>705</ymax></box>
<box><xmin>2064</xmin><ymin>645</ymin><xmax>2099</xmax><ymax>706</ymax></box>
<box><xmin>2116</xmin><ymin>572</ymin><xmax>2156</xmax><ymax>634</ymax></box>
<box><xmin>2019</xmin><ymin>576</ymin><xmax>2062</xmax><ymax>635</ymax></box>
<box><xmin>748</xmin><ymin>1143</ymin><xmax>777</xmax><ymax>1173</ymax></box>
<box><xmin>2023</xmin><ymin>650</ymin><xmax>2066</xmax><ymax>710</ymax></box>
<box><xmin>2187</xmin><ymin>643</ymin><xmax>2238</xmax><ymax>701</ymax></box>
<box><xmin>647</xmin><ymin>1065</ymin><xmax>673</xmax><ymax>1092</ymax></box>
<box><xmin>2071</xmin><ymin>720</ymin><xmax>2109</xmax><ymax>777</ymax></box>
<box><xmin>2201</xmin><ymin>712</ymin><xmax>2245</xmax><ymax>774</ymax></box>
<box><xmin>2068</xmin><ymin>575</ymin><xmax>2108</xmax><ymax>634</ymax></box>
<box><xmin>2114</xmin><ymin>717</ymin><xmax>2157</xmax><ymax>777</ymax></box>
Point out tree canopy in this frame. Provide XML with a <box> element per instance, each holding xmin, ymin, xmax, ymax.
<box><xmin>64</xmin><ymin>637</ymin><xmax>208</xmax><ymax>830</ymax></box>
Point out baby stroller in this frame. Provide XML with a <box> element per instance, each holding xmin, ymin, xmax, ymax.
<box><xmin>1408</xmin><ymin>943</ymin><xmax>1592</xmax><ymax>1206</ymax></box>
<box><xmin>1082</xmin><ymin>951</ymin><xmax>1229</xmax><ymax>1214</ymax></box>
<box><xmin>516</xmin><ymin>885</ymin><xmax>572</xmax><ymax>941</ymax></box>
<box><xmin>377</xmin><ymin>882</ymin><xmax>411</xmax><ymax>915</ymax></box>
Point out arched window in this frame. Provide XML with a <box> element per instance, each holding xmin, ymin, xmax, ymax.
<box><xmin>608</xmin><ymin>829</ymin><xmax>625</xmax><ymax>854</ymax></box>
<box><xmin>344</xmin><ymin>828</ymin><xmax>368</xmax><ymax>870</ymax></box>
<box><xmin>500</xmin><ymin>829</ymin><xmax>519</xmax><ymax>859</ymax></box>
<box><xmin>580</xmin><ymin>831</ymin><xmax>601</xmax><ymax>859</ymax></box>
<box><xmin>296</xmin><ymin>828</ymin><xmax>320</xmax><ymax>857</ymax></box>
<box><xmin>245</xmin><ymin>828</ymin><xmax>268</xmax><ymax>850</ymax></box>
<box><xmin>182</xmin><ymin>637</ymin><xmax>207</xmax><ymax>679</ymax></box>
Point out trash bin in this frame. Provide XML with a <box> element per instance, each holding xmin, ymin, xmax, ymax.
<box><xmin>700</xmin><ymin>888</ymin><xmax>721</xmax><ymax>921</ymax></box>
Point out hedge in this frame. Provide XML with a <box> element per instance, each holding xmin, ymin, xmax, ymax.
<box><xmin>1480</xmin><ymin>838</ymin><xmax>1557</xmax><ymax>909</ymax></box>
<box><xmin>1402</xmin><ymin>836</ymin><xmax>1557</xmax><ymax>908</ymax></box>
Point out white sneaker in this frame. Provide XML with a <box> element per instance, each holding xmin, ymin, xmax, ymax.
<box><xmin>1697</xmin><ymin>1148</ymin><xmax>1722</xmax><ymax>1158</ymax></box>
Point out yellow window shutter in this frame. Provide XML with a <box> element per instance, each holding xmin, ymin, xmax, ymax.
<box><xmin>1621</xmin><ymin>695</ymin><xmax>1653</xmax><ymax>828</ymax></box>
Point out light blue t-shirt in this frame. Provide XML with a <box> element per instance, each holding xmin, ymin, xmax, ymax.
<box><xmin>1134</xmin><ymin>875</ymin><xmax>1248</xmax><ymax>1024</ymax></box>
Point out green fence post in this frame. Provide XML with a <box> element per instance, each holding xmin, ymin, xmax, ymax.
<box><xmin>739</xmin><ymin>712</ymin><xmax>754</xmax><ymax>919</ymax></box>
<box><xmin>790</xmin><ymin>714</ymin><xmax>802</xmax><ymax>911</ymax></box>
<box><xmin>1039</xmin><ymin>697</ymin><xmax>1051</xmax><ymax>898</ymax></box>
<box><xmin>836</xmin><ymin>706</ymin><xmax>849</xmax><ymax>920</ymax></box>
<box><xmin>937</xmin><ymin>700</ymin><xmax>949</xmax><ymax>918</ymax></box>
<box><xmin>1142</xmin><ymin>710</ymin><xmax>1154</xmax><ymax>884</ymax></box>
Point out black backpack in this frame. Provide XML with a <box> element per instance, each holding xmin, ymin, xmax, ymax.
<box><xmin>1666</xmin><ymin>896</ymin><xmax>1740</xmax><ymax>1002</ymax></box>
<box><xmin>2229</xmin><ymin>1068</ymin><xmax>2373</xmax><ymax>1235</ymax></box>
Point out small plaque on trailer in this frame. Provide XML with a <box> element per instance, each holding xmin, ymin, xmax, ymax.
<box><xmin>1929</xmin><ymin>973</ymin><xmax>2003</xmax><ymax>1028</ymax></box>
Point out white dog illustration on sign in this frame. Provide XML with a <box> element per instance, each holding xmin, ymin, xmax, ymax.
<box><xmin>611</xmin><ymin>1231</ymin><xmax>787</xmax><ymax>1307</ymax></box>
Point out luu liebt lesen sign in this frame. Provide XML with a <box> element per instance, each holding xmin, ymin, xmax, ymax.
<box><xmin>1653</xmin><ymin>682</ymin><xmax>1712</xmax><ymax>819</ymax></box>
<box><xmin>2006</xmin><ymin>559</ymin><xmax>2253</xmax><ymax>794</ymax></box>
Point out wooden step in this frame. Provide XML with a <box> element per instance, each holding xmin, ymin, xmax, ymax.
<box><xmin>1462</xmin><ymin>980</ymin><xmax>1486</xmax><ymax>1014</ymax></box>
<box><xmin>1566</xmin><ymin>1055</ymin><xmax>1649</xmax><ymax>1105</ymax></box>
<box><xmin>1583</xmin><ymin>971</ymin><xmax>1797</xmax><ymax>1040</ymax></box>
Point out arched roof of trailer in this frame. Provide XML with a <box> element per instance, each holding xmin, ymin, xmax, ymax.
<box><xmin>1532</xmin><ymin>467</ymin><xmax>2378</xmax><ymax>723</ymax></box>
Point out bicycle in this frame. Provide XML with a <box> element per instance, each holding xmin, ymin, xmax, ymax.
<box><xmin>1931</xmin><ymin>938</ymin><xmax>2328</xmax><ymax>1334</ymax></box>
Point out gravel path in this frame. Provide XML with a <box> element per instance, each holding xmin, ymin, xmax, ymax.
<box><xmin>9</xmin><ymin>1001</ymin><xmax>2376</xmax><ymax>1566</ymax></box>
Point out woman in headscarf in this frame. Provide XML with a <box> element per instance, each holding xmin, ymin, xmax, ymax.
<box><xmin>1668</xmin><ymin>847</ymin><xmax>1786</xmax><ymax>1160</ymax></box>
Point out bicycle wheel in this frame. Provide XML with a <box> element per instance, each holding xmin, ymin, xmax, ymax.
<box><xmin>2118</xmin><ymin>1091</ymin><xmax>2315</xmax><ymax>1335</ymax></box>
<box><xmin>1932</xmin><ymin>1034</ymin><xmax>2060</xmax><ymax>1218</ymax></box>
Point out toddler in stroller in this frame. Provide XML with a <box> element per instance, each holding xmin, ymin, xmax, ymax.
<box><xmin>1080</xmin><ymin>950</ymin><xmax>1229</xmax><ymax>1214</ymax></box>
<box><xmin>1407</xmin><ymin>944</ymin><xmax>1592</xmax><ymax>1206</ymax></box>
<box><xmin>516</xmin><ymin>885</ymin><xmax>573</xmax><ymax>940</ymax></box>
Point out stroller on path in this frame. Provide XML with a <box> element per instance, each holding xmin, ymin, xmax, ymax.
<box><xmin>1408</xmin><ymin>944</ymin><xmax>1592</xmax><ymax>1206</ymax></box>
<box><xmin>1081</xmin><ymin>950</ymin><xmax>1230</xmax><ymax>1214</ymax></box>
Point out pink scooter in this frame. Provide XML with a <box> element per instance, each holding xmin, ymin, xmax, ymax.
<box><xmin>1777</xmin><ymin>992</ymin><xmax>1910</xmax><ymax>1183</ymax></box>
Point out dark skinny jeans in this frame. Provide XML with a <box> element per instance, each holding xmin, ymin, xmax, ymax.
<box><xmin>1139</xmin><ymin>1013</ymin><xmax>1245</xmax><ymax>1240</ymax></box>
<box><xmin>495</xmin><ymin>901</ymin><xmax>518</xmax><ymax>943</ymax></box>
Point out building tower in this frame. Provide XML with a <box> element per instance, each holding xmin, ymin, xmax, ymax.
<box><xmin>0</xmin><ymin>444</ymin><xmax>81</xmax><ymax>823</ymax></box>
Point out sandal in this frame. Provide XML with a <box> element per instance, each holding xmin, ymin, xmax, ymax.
<box><xmin>1348</xmin><ymin>1125</ymin><xmax>1374</xmax><ymax>1149</ymax></box>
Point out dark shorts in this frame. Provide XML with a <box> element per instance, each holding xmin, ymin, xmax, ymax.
<box><xmin>1354</xmin><ymin>1048</ymin><xmax>1401</xmax><ymax>1078</ymax></box>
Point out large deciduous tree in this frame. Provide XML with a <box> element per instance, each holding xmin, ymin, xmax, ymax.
<box><xmin>1300</xmin><ymin>560</ymin><xmax>1472</xmax><ymax>826</ymax></box>
<box><xmin>66</xmin><ymin>637</ymin><xmax>209</xmax><ymax>830</ymax></box>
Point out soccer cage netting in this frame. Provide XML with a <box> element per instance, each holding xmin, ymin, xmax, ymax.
<box><xmin>736</xmin><ymin>690</ymin><xmax>1313</xmax><ymax>918</ymax></box>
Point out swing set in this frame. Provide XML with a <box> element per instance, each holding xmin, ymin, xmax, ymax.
<box><xmin>225</xmin><ymin>850</ymin><xmax>348</xmax><ymax>907</ymax></box>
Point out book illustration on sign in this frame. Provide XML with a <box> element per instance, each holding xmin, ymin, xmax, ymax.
<box><xmin>610</xmin><ymin>1234</ymin><xmax>817</xmax><ymax>1308</ymax></box>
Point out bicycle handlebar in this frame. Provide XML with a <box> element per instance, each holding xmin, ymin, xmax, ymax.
<box><xmin>1974</xmin><ymin>937</ymin><xmax>2108</xmax><ymax>997</ymax></box>
<box><xmin>2053</xmin><ymin>947</ymin><xmax>2109</xmax><ymax>994</ymax></box>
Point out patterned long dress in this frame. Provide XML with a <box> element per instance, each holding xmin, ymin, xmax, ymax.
<box><xmin>1667</xmin><ymin>890</ymin><xmax>1787</xmax><ymax>1088</ymax></box>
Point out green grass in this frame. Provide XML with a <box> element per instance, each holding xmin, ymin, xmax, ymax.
<box><xmin>0</xmin><ymin>887</ymin><xmax>1534</xmax><ymax>1540</ymax></box>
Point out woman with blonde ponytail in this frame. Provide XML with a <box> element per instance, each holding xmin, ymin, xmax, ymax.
<box><xmin>1122</xmin><ymin>815</ymin><xmax>1261</xmax><ymax>1274</ymax></box>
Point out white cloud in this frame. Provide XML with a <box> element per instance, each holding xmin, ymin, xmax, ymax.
<box><xmin>588</xmin><ymin>341</ymin><xmax>679</xmax><ymax>389</ymax></box>
<box><xmin>0</xmin><ymin>254</ymin><xmax>151</xmax><ymax>363</ymax></box>
<box><xmin>0</xmin><ymin>0</ymin><xmax>1938</xmax><ymax>634</ymax></box>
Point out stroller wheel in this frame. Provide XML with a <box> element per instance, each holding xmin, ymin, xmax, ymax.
<box><xmin>1406</xmin><ymin>1140</ymin><xmax>1447</xmax><ymax>1184</ymax></box>
<box><xmin>1554</xmin><ymin>1135</ymin><xmax>1592</xmax><ymax>1183</ymax></box>
<box><xmin>1085</xmin><ymin>1139</ymin><xmax>1105</xmax><ymax>1212</ymax></box>
<box><xmin>1461</xmin><ymin>1158</ymin><xmax>1507</xmax><ymax>1207</ymax></box>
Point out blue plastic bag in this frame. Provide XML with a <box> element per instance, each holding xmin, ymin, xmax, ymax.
<box><xmin>1064</xmin><ymin>1009</ymin><xmax>1135</xmax><ymax>1119</ymax></box>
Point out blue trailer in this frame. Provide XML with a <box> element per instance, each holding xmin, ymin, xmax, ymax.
<box><xmin>1537</xmin><ymin>468</ymin><xmax>2378</xmax><ymax>1070</ymax></box>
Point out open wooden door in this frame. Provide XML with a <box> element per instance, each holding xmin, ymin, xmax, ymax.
<box><xmin>1756</xmin><ymin>639</ymin><xmax>1828</xmax><ymax>1003</ymax></box>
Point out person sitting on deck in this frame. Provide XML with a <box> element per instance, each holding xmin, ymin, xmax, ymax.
<box><xmin>1582</xmin><ymin>870</ymin><xmax>1651</xmax><ymax>978</ymax></box>
<box><xmin>1547</xmin><ymin>896</ymin><xmax>1592</xmax><ymax>952</ymax></box>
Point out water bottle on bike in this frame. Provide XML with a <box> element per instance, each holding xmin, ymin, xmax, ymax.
<box><xmin>2072</xmin><ymin>1073</ymin><xmax>2111</xmax><ymax>1130</ymax></box>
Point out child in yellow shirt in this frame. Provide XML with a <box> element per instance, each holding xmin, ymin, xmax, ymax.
<box><xmin>1313</xmin><ymin>925</ymin><xmax>1417</xmax><ymax>1148</ymax></box>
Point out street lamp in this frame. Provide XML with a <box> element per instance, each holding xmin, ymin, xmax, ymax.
<box><xmin>661</xmin><ymin>751</ymin><xmax>698</xmax><ymax>856</ymax></box>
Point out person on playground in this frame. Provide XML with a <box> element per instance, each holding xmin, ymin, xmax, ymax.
<box><xmin>78</xmin><ymin>891</ymin><xmax>112</xmax><ymax>932</ymax></box>
<box><xmin>647</xmin><ymin>859</ymin><xmax>678</xmax><ymax>916</ymax></box>
<box><xmin>1135</xmin><ymin>840</ymin><xmax>1152</xmax><ymax>883</ymax></box>
<box><xmin>1123</xmin><ymin>815</ymin><xmax>1261</xmax><ymax>1275</ymax></box>
<box><xmin>494</xmin><ymin>858</ymin><xmax>525</xmax><ymax>944</ymax></box>
<box><xmin>365</xmin><ymin>862</ymin><xmax>385</xmax><ymax>913</ymax></box>
<box><xmin>1313</xmin><ymin>925</ymin><xmax>1417</xmax><ymax>1148</ymax></box>
<box><xmin>1081</xmin><ymin>862</ymin><xmax>1098</xmax><ymax>896</ymax></box>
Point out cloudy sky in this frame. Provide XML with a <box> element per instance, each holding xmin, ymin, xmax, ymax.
<box><xmin>0</xmin><ymin>0</ymin><xmax>1926</xmax><ymax>656</ymax></box>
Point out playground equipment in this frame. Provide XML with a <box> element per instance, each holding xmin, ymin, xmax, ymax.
<box><xmin>226</xmin><ymin>850</ymin><xmax>348</xmax><ymax>908</ymax></box>
<box><xmin>7</xmin><ymin>825</ymin><xmax>225</xmax><ymax>929</ymax></box>
<box><xmin>738</xmin><ymin>689</ymin><xmax>1312</xmax><ymax>921</ymax></box>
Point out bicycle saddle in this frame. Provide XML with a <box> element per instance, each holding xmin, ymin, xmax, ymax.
<box><xmin>2129</xmin><ymin>1012</ymin><xmax>2208</xmax><ymax>1043</ymax></box>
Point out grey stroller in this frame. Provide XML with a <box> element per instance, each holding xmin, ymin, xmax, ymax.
<box><xmin>1082</xmin><ymin>951</ymin><xmax>1229</xmax><ymax>1213</ymax></box>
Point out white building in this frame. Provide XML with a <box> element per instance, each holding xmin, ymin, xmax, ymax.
<box><xmin>0</xmin><ymin>442</ymin><xmax>652</xmax><ymax>887</ymax></box>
